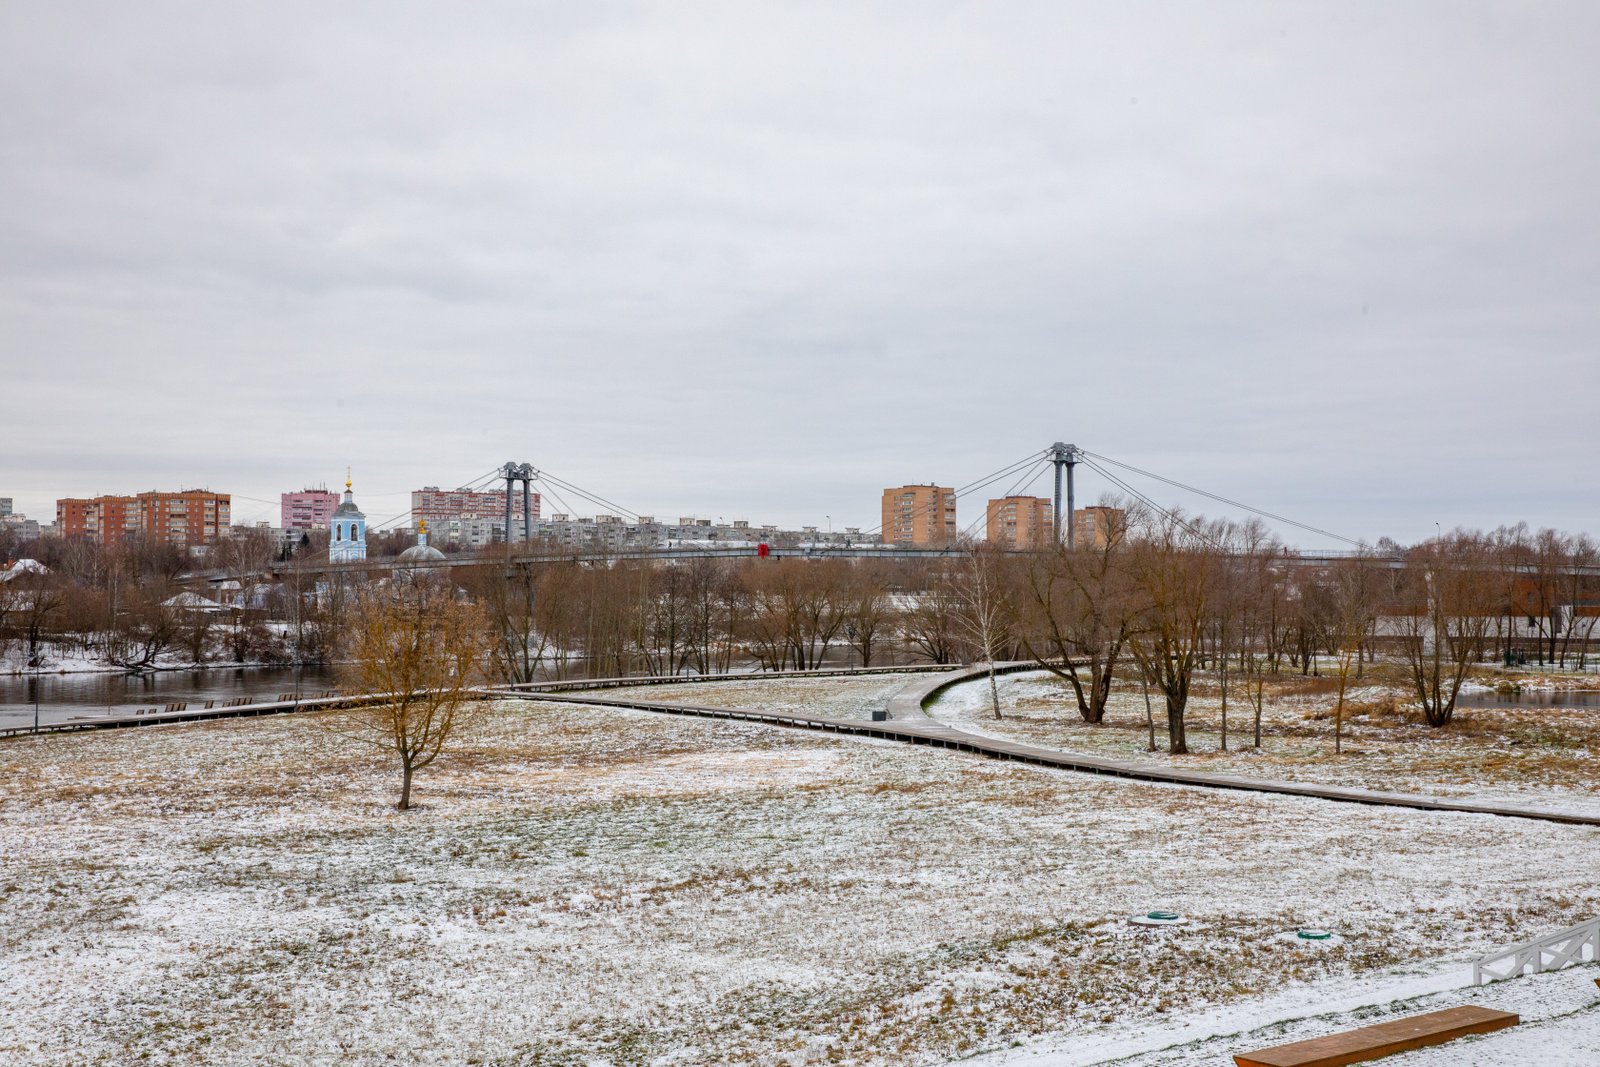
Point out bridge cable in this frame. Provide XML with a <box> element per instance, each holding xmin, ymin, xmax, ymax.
<box><xmin>890</xmin><ymin>451</ymin><xmax>1050</xmax><ymax>537</ymax></box>
<box><xmin>860</xmin><ymin>449</ymin><xmax>1051</xmax><ymax>538</ymax></box>
<box><xmin>959</xmin><ymin>458</ymin><xmax>1051</xmax><ymax>540</ymax></box>
<box><xmin>535</xmin><ymin>470</ymin><xmax>641</xmax><ymax>521</ymax></box>
<box><xmin>1083</xmin><ymin>450</ymin><xmax>1364</xmax><ymax>548</ymax></box>
<box><xmin>1078</xmin><ymin>457</ymin><xmax>1229</xmax><ymax>552</ymax></box>
<box><xmin>531</xmin><ymin>478</ymin><xmax>583</xmax><ymax>525</ymax></box>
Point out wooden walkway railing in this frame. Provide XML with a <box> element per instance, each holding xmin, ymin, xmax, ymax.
<box><xmin>1474</xmin><ymin>916</ymin><xmax>1600</xmax><ymax>984</ymax></box>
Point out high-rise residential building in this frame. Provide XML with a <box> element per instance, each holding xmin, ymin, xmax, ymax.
<box><xmin>138</xmin><ymin>491</ymin><xmax>231</xmax><ymax>546</ymax></box>
<box><xmin>0</xmin><ymin>499</ymin><xmax>43</xmax><ymax>542</ymax></box>
<box><xmin>412</xmin><ymin>486</ymin><xmax>541</xmax><ymax>546</ymax></box>
<box><xmin>881</xmin><ymin>484</ymin><xmax>957</xmax><ymax>546</ymax></box>
<box><xmin>57</xmin><ymin>490</ymin><xmax>231</xmax><ymax>547</ymax></box>
<box><xmin>281</xmin><ymin>488</ymin><xmax>340</xmax><ymax>530</ymax></box>
<box><xmin>57</xmin><ymin>495</ymin><xmax>138</xmax><ymax>545</ymax></box>
<box><xmin>1073</xmin><ymin>506</ymin><xmax>1126</xmax><ymax>549</ymax></box>
<box><xmin>986</xmin><ymin>496</ymin><xmax>1053</xmax><ymax>549</ymax></box>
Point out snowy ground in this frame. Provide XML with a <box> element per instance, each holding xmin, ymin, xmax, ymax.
<box><xmin>969</xmin><ymin>961</ymin><xmax>1600</xmax><ymax>1065</ymax></box>
<box><xmin>2</xmin><ymin>692</ymin><xmax>1598</xmax><ymax>1065</ymax></box>
<box><xmin>0</xmin><ymin>640</ymin><xmax>286</xmax><ymax>677</ymax></box>
<box><xmin>925</xmin><ymin>669</ymin><xmax>1600</xmax><ymax>817</ymax></box>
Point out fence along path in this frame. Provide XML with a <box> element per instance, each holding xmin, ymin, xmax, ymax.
<box><xmin>492</xmin><ymin>667</ymin><xmax>1600</xmax><ymax>828</ymax></box>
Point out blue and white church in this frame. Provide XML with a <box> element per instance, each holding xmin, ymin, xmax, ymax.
<box><xmin>329</xmin><ymin>472</ymin><xmax>367</xmax><ymax>563</ymax></box>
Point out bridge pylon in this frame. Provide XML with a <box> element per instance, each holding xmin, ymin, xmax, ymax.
<box><xmin>1050</xmin><ymin>443</ymin><xmax>1082</xmax><ymax>548</ymax></box>
<box><xmin>500</xmin><ymin>462</ymin><xmax>537</xmax><ymax>543</ymax></box>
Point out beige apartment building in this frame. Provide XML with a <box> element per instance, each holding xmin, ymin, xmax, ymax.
<box><xmin>881</xmin><ymin>484</ymin><xmax>957</xmax><ymax>546</ymax></box>
<box><xmin>986</xmin><ymin>496</ymin><xmax>1053</xmax><ymax>549</ymax></box>
<box><xmin>1073</xmin><ymin>505</ymin><xmax>1125</xmax><ymax>548</ymax></box>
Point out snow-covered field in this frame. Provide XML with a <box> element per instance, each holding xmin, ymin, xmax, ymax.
<box><xmin>926</xmin><ymin>670</ymin><xmax>1600</xmax><ymax>817</ymax></box>
<box><xmin>3</xmin><ymin>687</ymin><xmax>1598</xmax><ymax>1065</ymax></box>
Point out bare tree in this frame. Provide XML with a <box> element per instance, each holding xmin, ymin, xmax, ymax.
<box><xmin>1325</xmin><ymin>555</ymin><xmax>1381</xmax><ymax>754</ymax></box>
<box><xmin>841</xmin><ymin>561</ymin><xmax>895</xmax><ymax>668</ymax></box>
<box><xmin>462</xmin><ymin>550</ymin><xmax>554</xmax><ymax>685</ymax></box>
<box><xmin>903</xmin><ymin>563</ymin><xmax>970</xmax><ymax>665</ymax></box>
<box><xmin>104</xmin><ymin>587</ymin><xmax>178</xmax><ymax>672</ymax></box>
<box><xmin>1123</xmin><ymin>510</ymin><xmax>1219</xmax><ymax>754</ymax></box>
<box><xmin>1393</xmin><ymin>532</ymin><xmax>1498</xmax><ymax>727</ymax></box>
<box><xmin>1559</xmin><ymin>534</ymin><xmax>1600</xmax><ymax>668</ymax></box>
<box><xmin>329</xmin><ymin>577</ymin><xmax>492</xmax><ymax>810</ymax></box>
<box><xmin>1011</xmin><ymin>500</ymin><xmax>1137</xmax><ymax>724</ymax></box>
<box><xmin>952</xmin><ymin>540</ymin><xmax>1011</xmax><ymax>719</ymax></box>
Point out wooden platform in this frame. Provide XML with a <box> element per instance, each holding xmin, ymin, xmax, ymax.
<box><xmin>1233</xmin><ymin>1005</ymin><xmax>1519</xmax><ymax>1067</ymax></box>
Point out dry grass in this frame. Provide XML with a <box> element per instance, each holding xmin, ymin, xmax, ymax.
<box><xmin>2</xmin><ymin>696</ymin><xmax>1598</xmax><ymax>1065</ymax></box>
<box><xmin>953</xmin><ymin>666</ymin><xmax>1600</xmax><ymax>811</ymax></box>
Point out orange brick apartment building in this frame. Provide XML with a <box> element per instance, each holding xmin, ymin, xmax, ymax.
<box><xmin>881</xmin><ymin>484</ymin><xmax>957</xmax><ymax>546</ymax></box>
<box><xmin>986</xmin><ymin>496</ymin><xmax>1053</xmax><ymax>548</ymax></box>
<box><xmin>57</xmin><ymin>490</ymin><xmax>231</xmax><ymax>547</ymax></box>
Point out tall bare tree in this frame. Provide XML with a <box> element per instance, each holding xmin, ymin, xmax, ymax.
<box><xmin>953</xmin><ymin>540</ymin><xmax>1012</xmax><ymax>719</ymax></box>
<box><xmin>841</xmin><ymin>561</ymin><xmax>895</xmax><ymax>668</ymax></box>
<box><xmin>330</xmin><ymin>577</ymin><xmax>492</xmax><ymax>810</ymax></box>
<box><xmin>1123</xmin><ymin>511</ymin><xmax>1219</xmax><ymax>754</ymax></box>
<box><xmin>1011</xmin><ymin>500</ymin><xmax>1137</xmax><ymax>724</ymax></box>
<box><xmin>1325</xmin><ymin>555</ymin><xmax>1381</xmax><ymax>754</ymax></box>
<box><xmin>1393</xmin><ymin>532</ymin><xmax>1498</xmax><ymax>727</ymax></box>
<box><xmin>903</xmin><ymin>562</ymin><xmax>970</xmax><ymax>665</ymax></box>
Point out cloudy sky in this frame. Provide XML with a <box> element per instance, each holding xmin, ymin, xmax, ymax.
<box><xmin>3</xmin><ymin>2</ymin><xmax>1596</xmax><ymax>546</ymax></box>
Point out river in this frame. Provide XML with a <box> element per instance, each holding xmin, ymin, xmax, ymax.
<box><xmin>0</xmin><ymin>665</ymin><xmax>340</xmax><ymax>732</ymax></box>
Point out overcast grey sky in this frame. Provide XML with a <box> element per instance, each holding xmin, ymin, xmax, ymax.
<box><xmin>3</xmin><ymin>2</ymin><xmax>1596</xmax><ymax>546</ymax></box>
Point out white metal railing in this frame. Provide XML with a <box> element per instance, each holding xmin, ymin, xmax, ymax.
<box><xmin>1473</xmin><ymin>917</ymin><xmax>1600</xmax><ymax>985</ymax></box>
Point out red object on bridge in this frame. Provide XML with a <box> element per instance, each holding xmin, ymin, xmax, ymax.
<box><xmin>757</xmin><ymin>543</ymin><xmax>770</xmax><ymax>557</ymax></box>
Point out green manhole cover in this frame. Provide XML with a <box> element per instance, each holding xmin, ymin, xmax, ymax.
<box><xmin>1146</xmin><ymin>911</ymin><xmax>1181</xmax><ymax>922</ymax></box>
<box><xmin>1296</xmin><ymin>928</ymin><xmax>1333</xmax><ymax>941</ymax></box>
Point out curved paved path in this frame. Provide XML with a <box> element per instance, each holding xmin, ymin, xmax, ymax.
<box><xmin>491</xmin><ymin>671</ymin><xmax>1600</xmax><ymax>828</ymax></box>
<box><xmin>885</xmin><ymin>661</ymin><xmax>1041</xmax><ymax>719</ymax></box>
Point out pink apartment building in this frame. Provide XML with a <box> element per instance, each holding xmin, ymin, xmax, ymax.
<box><xmin>281</xmin><ymin>488</ymin><xmax>340</xmax><ymax>530</ymax></box>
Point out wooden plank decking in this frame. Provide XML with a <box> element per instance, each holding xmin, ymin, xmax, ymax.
<box><xmin>1233</xmin><ymin>1005</ymin><xmax>1519</xmax><ymax>1066</ymax></box>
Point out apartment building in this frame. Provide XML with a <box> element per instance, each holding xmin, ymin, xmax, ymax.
<box><xmin>1073</xmin><ymin>505</ymin><xmax>1125</xmax><ymax>549</ymax></box>
<box><xmin>281</xmin><ymin>488</ymin><xmax>340</xmax><ymax>530</ymax></box>
<box><xmin>57</xmin><ymin>490</ymin><xmax>230</xmax><ymax>547</ymax></box>
<box><xmin>881</xmin><ymin>484</ymin><xmax>957</xmax><ymax>546</ymax></box>
<box><xmin>412</xmin><ymin>486</ymin><xmax>541</xmax><ymax>547</ymax></box>
<box><xmin>986</xmin><ymin>495</ymin><xmax>1053</xmax><ymax>549</ymax></box>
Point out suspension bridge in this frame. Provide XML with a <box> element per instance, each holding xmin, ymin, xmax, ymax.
<box><xmin>186</xmin><ymin>444</ymin><xmax>1600</xmax><ymax>583</ymax></box>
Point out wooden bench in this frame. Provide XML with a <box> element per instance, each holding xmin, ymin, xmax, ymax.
<box><xmin>1234</xmin><ymin>1005</ymin><xmax>1519</xmax><ymax>1067</ymax></box>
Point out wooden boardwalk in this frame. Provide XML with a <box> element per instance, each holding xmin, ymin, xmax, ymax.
<box><xmin>494</xmin><ymin>681</ymin><xmax>1600</xmax><ymax>827</ymax></box>
<box><xmin>885</xmin><ymin>660</ymin><xmax>1045</xmax><ymax>719</ymax></box>
<box><xmin>0</xmin><ymin>665</ymin><xmax>954</xmax><ymax>740</ymax></box>
<box><xmin>12</xmin><ymin>662</ymin><xmax>1600</xmax><ymax>827</ymax></box>
<box><xmin>0</xmin><ymin>691</ymin><xmax>442</xmax><ymax>739</ymax></box>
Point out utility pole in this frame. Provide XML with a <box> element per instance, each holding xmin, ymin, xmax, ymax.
<box><xmin>1050</xmin><ymin>442</ymin><xmax>1081</xmax><ymax>548</ymax></box>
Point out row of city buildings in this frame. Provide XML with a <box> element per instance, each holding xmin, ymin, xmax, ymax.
<box><xmin>881</xmin><ymin>483</ymin><xmax>1121</xmax><ymax>549</ymax></box>
<box><xmin>4</xmin><ymin>480</ymin><xmax>1120</xmax><ymax>557</ymax></box>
